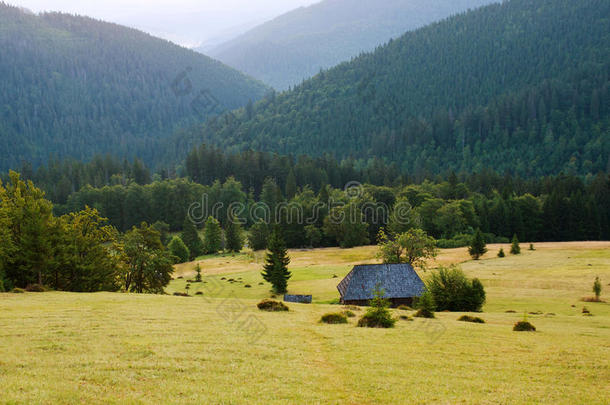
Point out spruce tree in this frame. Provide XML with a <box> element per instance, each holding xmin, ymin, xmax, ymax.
<box><xmin>285</xmin><ymin>169</ymin><xmax>297</xmax><ymax>199</ymax></box>
<box><xmin>203</xmin><ymin>216</ymin><xmax>222</xmax><ymax>255</ymax></box>
<box><xmin>181</xmin><ymin>217</ymin><xmax>204</xmax><ymax>260</ymax></box>
<box><xmin>225</xmin><ymin>213</ymin><xmax>244</xmax><ymax>253</ymax></box>
<box><xmin>498</xmin><ymin>248</ymin><xmax>505</xmax><ymax>258</ymax></box>
<box><xmin>261</xmin><ymin>229</ymin><xmax>291</xmax><ymax>293</ymax></box>
<box><xmin>194</xmin><ymin>264</ymin><xmax>202</xmax><ymax>283</ymax></box>
<box><xmin>510</xmin><ymin>234</ymin><xmax>521</xmax><ymax>255</ymax></box>
<box><xmin>468</xmin><ymin>228</ymin><xmax>487</xmax><ymax>260</ymax></box>
<box><xmin>593</xmin><ymin>276</ymin><xmax>602</xmax><ymax>301</ymax></box>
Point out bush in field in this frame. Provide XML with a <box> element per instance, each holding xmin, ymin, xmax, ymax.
<box><xmin>458</xmin><ymin>315</ymin><xmax>485</xmax><ymax>323</ymax></box>
<box><xmin>342</xmin><ymin>310</ymin><xmax>356</xmax><ymax>318</ymax></box>
<box><xmin>257</xmin><ymin>299</ymin><xmax>289</xmax><ymax>312</ymax></box>
<box><xmin>357</xmin><ymin>285</ymin><xmax>396</xmax><ymax>328</ymax></box>
<box><xmin>426</xmin><ymin>265</ymin><xmax>486</xmax><ymax>312</ymax></box>
<box><xmin>11</xmin><ymin>287</ymin><xmax>25</xmax><ymax>293</ymax></box>
<box><xmin>320</xmin><ymin>313</ymin><xmax>348</xmax><ymax>324</ymax></box>
<box><xmin>414</xmin><ymin>290</ymin><xmax>436</xmax><ymax>318</ymax></box>
<box><xmin>513</xmin><ymin>313</ymin><xmax>536</xmax><ymax>331</ymax></box>
<box><xmin>513</xmin><ymin>321</ymin><xmax>536</xmax><ymax>331</ymax></box>
<box><xmin>168</xmin><ymin>236</ymin><xmax>190</xmax><ymax>264</ymax></box>
<box><xmin>498</xmin><ymin>248</ymin><xmax>505</xmax><ymax>258</ymax></box>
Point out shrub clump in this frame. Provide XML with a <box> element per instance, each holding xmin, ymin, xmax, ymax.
<box><xmin>414</xmin><ymin>291</ymin><xmax>436</xmax><ymax>318</ymax></box>
<box><xmin>11</xmin><ymin>287</ymin><xmax>25</xmax><ymax>294</ymax></box>
<box><xmin>399</xmin><ymin>315</ymin><xmax>413</xmax><ymax>321</ymax></box>
<box><xmin>25</xmin><ymin>284</ymin><xmax>46</xmax><ymax>292</ymax></box>
<box><xmin>257</xmin><ymin>299</ymin><xmax>289</xmax><ymax>312</ymax></box>
<box><xmin>342</xmin><ymin>310</ymin><xmax>356</xmax><ymax>318</ymax></box>
<box><xmin>426</xmin><ymin>265</ymin><xmax>486</xmax><ymax>312</ymax></box>
<box><xmin>513</xmin><ymin>321</ymin><xmax>536</xmax><ymax>331</ymax></box>
<box><xmin>320</xmin><ymin>313</ymin><xmax>348</xmax><ymax>324</ymax></box>
<box><xmin>458</xmin><ymin>315</ymin><xmax>485</xmax><ymax>323</ymax></box>
<box><xmin>397</xmin><ymin>305</ymin><xmax>412</xmax><ymax>311</ymax></box>
<box><xmin>173</xmin><ymin>292</ymin><xmax>189</xmax><ymax>297</ymax></box>
<box><xmin>357</xmin><ymin>285</ymin><xmax>396</xmax><ymax>328</ymax></box>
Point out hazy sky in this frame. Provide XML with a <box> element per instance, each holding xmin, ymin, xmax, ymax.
<box><xmin>8</xmin><ymin>0</ymin><xmax>321</xmax><ymax>48</ymax></box>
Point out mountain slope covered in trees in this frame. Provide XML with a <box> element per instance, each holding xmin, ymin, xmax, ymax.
<box><xmin>180</xmin><ymin>0</ymin><xmax>610</xmax><ymax>178</ymax></box>
<box><xmin>0</xmin><ymin>3</ymin><xmax>268</xmax><ymax>171</ymax></box>
<box><xmin>204</xmin><ymin>0</ymin><xmax>497</xmax><ymax>90</ymax></box>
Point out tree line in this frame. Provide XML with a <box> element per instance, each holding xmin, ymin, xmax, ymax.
<box><xmin>0</xmin><ymin>171</ymin><xmax>174</xmax><ymax>293</ymax></box>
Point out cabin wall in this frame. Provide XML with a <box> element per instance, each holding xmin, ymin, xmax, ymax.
<box><xmin>342</xmin><ymin>297</ymin><xmax>415</xmax><ymax>308</ymax></box>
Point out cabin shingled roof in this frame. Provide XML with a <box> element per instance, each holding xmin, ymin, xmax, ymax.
<box><xmin>337</xmin><ymin>264</ymin><xmax>425</xmax><ymax>301</ymax></box>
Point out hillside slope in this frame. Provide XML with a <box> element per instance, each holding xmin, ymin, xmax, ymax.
<box><xmin>178</xmin><ymin>0</ymin><xmax>610</xmax><ymax>178</ymax></box>
<box><xmin>0</xmin><ymin>3</ymin><xmax>268</xmax><ymax>171</ymax></box>
<box><xmin>203</xmin><ymin>0</ymin><xmax>498</xmax><ymax>90</ymax></box>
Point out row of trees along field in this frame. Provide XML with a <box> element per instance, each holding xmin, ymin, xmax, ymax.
<box><xmin>49</xmin><ymin>170</ymin><xmax>609</xmax><ymax>248</ymax></box>
<box><xmin>0</xmin><ymin>172</ymin><xmax>174</xmax><ymax>292</ymax></box>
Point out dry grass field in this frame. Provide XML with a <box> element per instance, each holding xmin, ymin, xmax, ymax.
<box><xmin>1</xmin><ymin>242</ymin><xmax>609</xmax><ymax>404</ymax></box>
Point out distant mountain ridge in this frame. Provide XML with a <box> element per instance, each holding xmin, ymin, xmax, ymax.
<box><xmin>0</xmin><ymin>3</ymin><xmax>268</xmax><ymax>171</ymax></box>
<box><xmin>202</xmin><ymin>0</ymin><xmax>498</xmax><ymax>90</ymax></box>
<box><xmin>178</xmin><ymin>0</ymin><xmax>610</xmax><ymax>178</ymax></box>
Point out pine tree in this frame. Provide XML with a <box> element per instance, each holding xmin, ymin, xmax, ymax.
<box><xmin>468</xmin><ymin>228</ymin><xmax>487</xmax><ymax>260</ymax></box>
<box><xmin>261</xmin><ymin>229</ymin><xmax>291</xmax><ymax>293</ymax></box>
<box><xmin>498</xmin><ymin>248</ymin><xmax>505</xmax><ymax>258</ymax></box>
<box><xmin>225</xmin><ymin>213</ymin><xmax>244</xmax><ymax>253</ymax></box>
<box><xmin>203</xmin><ymin>216</ymin><xmax>222</xmax><ymax>255</ymax></box>
<box><xmin>181</xmin><ymin>217</ymin><xmax>204</xmax><ymax>260</ymax></box>
<box><xmin>510</xmin><ymin>234</ymin><xmax>521</xmax><ymax>255</ymax></box>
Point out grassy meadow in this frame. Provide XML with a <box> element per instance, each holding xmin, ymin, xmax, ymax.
<box><xmin>1</xmin><ymin>242</ymin><xmax>609</xmax><ymax>404</ymax></box>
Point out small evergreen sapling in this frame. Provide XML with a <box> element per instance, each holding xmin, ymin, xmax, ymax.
<box><xmin>194</xmin><ymin>264</ymin><xmax>202</xmax><ymax>283</ymax></box>
<box><xmin>261</xmin><ymin>229</ymin><xmax>292</xmax><ymax>293</ymax></box>
<box><xmin>498</xmin><ymin>248</ymin><xmax>506</xmax><ymax>258</ymax></box>
<box><xmin>468</xmin><ymin>228</ymin><xmax>487</xmax><ymax>260</ymax></box>
<box><xmin>593</xmin><ymin>276</ymin><xmax>602</xmax><ymax>301</ymax></box>
<box><xmin>510</xmin><ymin>234</ymin><xmax>521</xmax><ymax>255</ymax></box>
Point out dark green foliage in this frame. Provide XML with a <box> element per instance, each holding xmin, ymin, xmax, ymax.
<box><xmin>181</xmin><ymin>218</ymin><xmax>204</xmax><ymax>260</ymax></box>
<box><xmin>305</xmin><ymin>225</ymin><xmax>323</xmax><ymax>248</ymax></box>
<box><xmin>168</xmin><ymin>237</ymin><xmax>190</xmax><ymax>264</ymax></box>
<box><xmin>378</xmin><ymin>229</ymin><xmax>438</xmax><ymax>270</ymax></box>
<box><xmin>11</xmin><ymin>288</ymin><xmax>25</xmax><ymax>294</ymax></box>
<box><xmin>0</xmin><ymin>4</ymin><xmax>268</xmax><ymax>171</ymax></box>
<box><xmin>498</xmin><ymin>248</ymin><xmax>506</xmax><ymax>258</ymax></box>
<box><xmin>122</xmin><ymin>223</ymin><xmax>174</xmax><ymax>294</ymax></box>
<box><xmin>458</xmin><ymin>315</ymin><xmax>485</xmax><ymax>324</ymax></box>
<box><xmin>342</xmin><ymin>310</ymin><xmax>356</xmax><ymax>318</ymax></box>
<box><xmin>203</xmin><ymin>217</ymin><xmax>223</xmax><ymax>255</ymax></box>
<box><xmin>426</xmin><ymin>265</ymin><xmax>486</xmax><ymax>312</ymax></box>
<box><xmin>181</xmin><ymin>0</ymin><xmax>610</xmax><ymax>178</ymax></box>
<box><xmin>510</xmin><ymin>235</ymin><xmax>521</xmax><ymax>255</ymax></box>
<box><xmin>257</xmin><ymin>299</ymin><xmax>289</xmax><ymax>312</ymax></box>
<box><xmin>513</xmin><ymin>321</ymin><xmax>536</xmax><ymax>332</ymax></box>
<box><xmin>25</xmin><ymin>284</ymin><xmax>46</xmax><ymax>293</ymax></box>
<box><xmin>415</xmin><ymin>291</ymin><xmax>436</xmax><ymax>318</ymax></box>
<box><xmin>593</xmin><ymin>277</ymin><xmax>602</xmax><ymax>300</ymax></box>
<box><xmin>151</xmin><ymin>222</ymin><xmax>171</xmax><ymax>246</ymax></box>
<box><xmin>468</xmin><ymin>229</ymin><xmax>487</xmax><ymax>260</ymax></box>
<box><xmin>206</xmin><ymin>0</ymin><xmax>497</xmax><ymax>90</ymax></box>
<box><xmin>248</xmin><ymin>221</ymin><xmax>270</xmax><ymax>251</ymax></box>
<box><xmin>261</xmin><ymin>229</ymin><xmax>292</xmax><ymax>293</ymax></box>
<box><xmin>320</xmin><ymin>313</ymin><xmax>348</xmax><ymax>324</ymax></box>
<box><xmin>225</xmin><ymin>214</ymin><xmax>244</xmax><ymax>253</ymax></box>
<box><xmin>357</xmin><ymin>285</ymin><xmax>396</xmax><ymax>328</ymax></box>
<box><xmin>194</xmin><ymin>264</ymin><xmax>203</xmax><ymax>283</ymax></box>
<box><xmin>529</xmin><ymin>244</ymin><xmax>535</xmax><ymax>251</ymax></box>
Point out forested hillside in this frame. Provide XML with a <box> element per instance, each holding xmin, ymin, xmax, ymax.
<box><xmin>182</xmin><ymin>0</ymin><xmax>610</xmax><ymax>178</ymax></box>
<box><xmin>0</xmin><ymin>3</ymin><xmax>268</xmax><ymax>171</ymax></box>
<box><xmin>204</xmin><ymin>0</ymin><xmax>496</xmax><ymax>90</ymax></box>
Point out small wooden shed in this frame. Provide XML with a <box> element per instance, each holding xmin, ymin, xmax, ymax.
<box><xmin>337</xmin><ymin>263</ymin><xmax>425</xmax><ymax>307</ymax></box>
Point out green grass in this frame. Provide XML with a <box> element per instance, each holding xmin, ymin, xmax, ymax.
<box><xmin>1</xmin><ymin>242</ymin><xmax>609</xmax><ymax>404</ymax></box>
